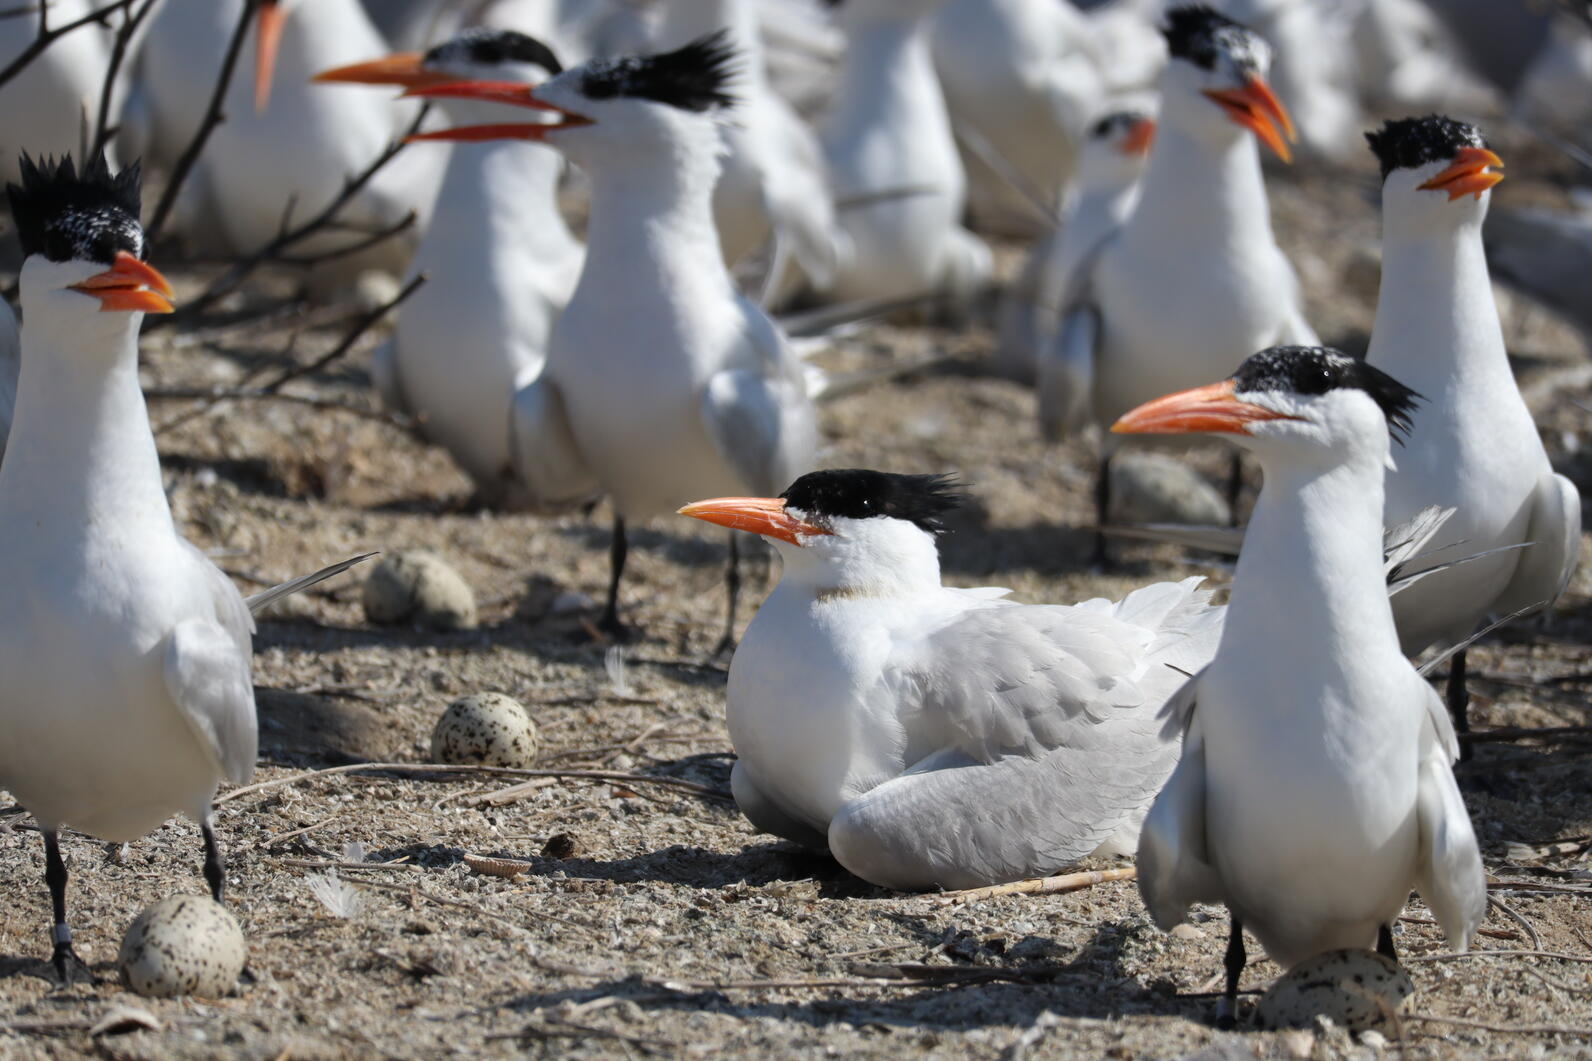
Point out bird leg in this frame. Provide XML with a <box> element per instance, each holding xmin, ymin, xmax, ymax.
<box><xmin>1447</xmin><ymin>650</ymin><xmax>1472</xmax><ymax>762</ymax></box>
<box><xmin>1377</xmin><ymin>923</ymin><xmax>1397</xmax><ymax>962</ymax></box>
<box><xmin>202</xmin><ymin>815</ymin><xmax>225</xmax><ymax>903</ymax></box>
<box><xmin>1217</xmin><ymin>915</ymin><xmax>1246</xmax><ymax>1030</ymax></box>
<box><xmin>710</xmin><ymin>531</ymin><xmax>741</xmax><ymax>660</ymax></box>
<box><xmin>1091</xmin><ymin>454</ymin><xmax>1113</xmax><ymax>570</ymax></box>
<box><xmin>596</xmin><ymin>515</ymin><xmax>630</xmax><ymax>639</ymax></box>
<box><xmin>1225</xmin><ymin>452</ymin><xmax>1243</xmax><ymax>526</ymax></box>
<box><xmin>42</xmin><ymin>829</ymin><xmax>92</xmax><ymax>987</ymax></box>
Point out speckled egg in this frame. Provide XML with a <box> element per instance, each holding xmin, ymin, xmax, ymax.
<box><xmin>429</xmin><ymin>692</ymin><xmax>538</xmax><ymax>767</ymax></box>
<box><xmin>362</xmin><ymin>551</ymin><xmax>478</xmax><ymax>630</ymax></box>
<box><xmin>117</xmin><ymin>895</ymin><xmax>246</xmax><ymax>999</ymax></box>
<box><xmin>1257</xmin><ymin>949</ymin><xmax>1414</xmax><ymax>1032</ymax></box>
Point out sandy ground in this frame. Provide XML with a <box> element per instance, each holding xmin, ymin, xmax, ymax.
<box><xmin>1</xmin><ymin>124</ymin><xmax>1591</xmax><ymax>1060</ymax></box>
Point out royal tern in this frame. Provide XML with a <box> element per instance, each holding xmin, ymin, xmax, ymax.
<box><xmin>929</xmin><ymin>0</ymin><xmax>1104</xmax><ymax>236</ymax></box>
<box><xmin>1364</xmin><ymin>115</ymin><xmax>1581</xmax><ymax>740</ymax></box>
<box><xmin>0</xmin><ymin>153</ymin><xmax>363</xmax><ymax>984</ymax></box>
<box><xmin>1057</xmin><ymin>5</ymin><xmax>1317</xmax><ymax>556</ymax></box>
<box><xmin>408</xmin><ymin>33</ymin><xmax>817</xmax><ymax>642</ymax></box>
<box><xmin>816</xmin><ymin>0</ymin><xmax>991</xmax><ymax>310</ymax></box>
<box><xmin>992</xmin><ymin>106</ymin><xmax>1151</xmax><ymax>401</ymax></box>
<box><xmin>130</xmin><ymin>0</ymin><xmax>441</xmax><ymax>283</ymax></box>
<box><xmin>1115</xmin><ymin>345</ymin><xmax>1486</xmax><ymax>1026</ymax></box>
<box><xmin>679</xmin><ymin>469</ymin><xmax>1224</xmax><ymax>890</ymax></box>
<box><xmin>316</xmin><ymin>28</ymin><xmax>582</xmax><ymax>507</ymax></box>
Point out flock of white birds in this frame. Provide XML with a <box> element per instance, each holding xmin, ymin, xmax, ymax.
<box><xmin>0</xmin><ymin>0</ymin><xmax>1585</xmax><ymax>1033</ymax></box>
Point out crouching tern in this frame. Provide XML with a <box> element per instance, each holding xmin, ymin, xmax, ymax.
<box><xmin>0</xmin><ymin>154</ymin><xmax>367</xmax><ymax>984</ymax></box>
<box><xmin>1114</xmin><ymin>346</ymin><xmax>1485</xmax><ymax>1026</ymax></box>
<box><xmin>679</xmin><ymin>469</ymin><xmax>1224</xmax><ymax>890</ymax></box>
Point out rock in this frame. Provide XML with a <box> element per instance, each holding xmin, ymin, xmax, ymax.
<box><xmin>1170</xmin><ymin>923</ymin><xmax>1205</xmax><ymax>940</ymax></box>
<box><xmin>1256</xmin><ymin>949</ymin><xmax>1414</xmax><ymax>1033</ymax></box>
<box><xmin>363</xmin><ymin>551</ymin><xmax>478</xmax><ymax>630</ymax></box>
<box><xmin>429</xmin><ymin>692</ymin><xmax>538</xmax><ymax>767</ymax></box>
<box><xmin>1109</xmin><ymin>453</ymin><xmax>1232</xmax><ymax>526</ymax></box>
<box><xmin>118</xmin><ymin>896</ymin><xmax>246</xmax><ymax>999</ymax></box>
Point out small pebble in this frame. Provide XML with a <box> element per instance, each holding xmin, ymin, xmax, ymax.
<box><xmin>363</xmin><ymin>551</ymin><xmax>478</xmax><ymax>630</ymax></box>
<box><xmin>117</xmin><ymin>896</ymin><xmax>246</xmax><ymax>999</ymax></box>
<box><xmin>1257</xmin><ymin>949</ymin><xmax>1413</xmax><ymax>1033</ymax></box>
<box><xmin>430</xmin><ymin>692</ymin><xmax>538</xmax><ymax>767</ymax></box>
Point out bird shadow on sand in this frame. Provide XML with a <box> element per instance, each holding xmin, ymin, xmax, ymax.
<box><xmin>492</xmin><ymin>921</ymin><xmax>1214</xmax><ymax>1034</ymax></box>
<box><xmin>481</xmin><ymin>840</ymin><xmax>873</xmax><ymax>899</ymax></box>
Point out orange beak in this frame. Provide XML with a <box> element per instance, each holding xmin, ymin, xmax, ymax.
<box><xmin>69</xmin><ymin>251</ymin><xmax>176</xmax><ymax>314</ymax></box>
<box><xmin>1111</xmin><ymin>379</ymin><xmax>1298</xmax><ymax>436</ymax></box>
<box><xmin>254</xmin><ymin>0</ymin><xmax>285</xmax><ymax>113</ymax></box>
<box><xmin>400</xmin><ymin>80</ymin><xmax>592</xmax><ymax>143</ymax></box>
<box><xmin>1120</xmin><ymin>116</ymin><xmax>1156</xmax><ymax>157</ymax></box>
<box><xmin>677</xmin><ymin>497</ymin><xmax>831</xmax><ymax>547</ymax></box>
<box><xmin>1417</xmin><ymin>146</ymin><xmax>1504</xmax><ymax>202</ymax></box>
<box><xmin>1202</xmin><ymin>76</ymin><xmax>1296</xmax><ymax>163</ymax></box>
<box><xmin>312</xmin><ymin>52</ymin><xmax>466</xmax><ymax>90</ymax></box>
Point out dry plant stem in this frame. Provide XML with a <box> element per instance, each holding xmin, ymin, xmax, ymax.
<box><xmin>1405</xmin><ymin>1013</ymin><xmax>1592</xmax><ymax>1036</ymax></box>
<box><xmin>214</xmin><ymin>761</ymin><xmax>729</xmax><ymax>806</ymax></box>
<box><xmin>1458</xmin><ymin>725</ymin><xmax>1592</xmax><ymax>744</ymax></box>
<box><xmin>0</xmin><ymin>0</ymin><xmax>134</xmax><ymax>93</ymax></box>
<box><xmin>88</xmin><ymin>0</ymin><xmax>157</xmax><ymax>156</ymax></box>
<box><xmin>932</xmin><ymin>866</ymin><xmax>1137</xmax><ymax>905</ymax></box>
<box><xmin>1406</xmin><ymin>949</ymin><xmax>1592</xmax><ymax>965</ymax></box>
<box><xmin>1488</xmin><ymin>894</ymin><xmax>1543</xmax><ymax>951</ymax></box>
<box><xmin>144</xmin><ymin>0</ymin><xmax>253</xmax><ymax>243</ymax></box>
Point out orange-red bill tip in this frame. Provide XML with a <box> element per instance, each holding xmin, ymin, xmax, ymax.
<box><xmin>677</xmin><ymin>497</ymin><xmax>830</xmax><ymax>547</ymax></box>
<box><xmin>1417</xmin><ymin>146</ymin><xmax>1505</xmax><ymax>201</ymax></box>
<box><xmin>70</xmin><ymin>250</ymin><xmax>176</xmax><ymax>314</ymax></box>
<box><xmin>1110</xmin><ymin>379</ymin><xmax>1300</xmax><ymax>436</ymax></box>
<box><xmin>1203</xmin><ymin>76</ymin><xmax>1296</xmax><ymax>163</ymax></box>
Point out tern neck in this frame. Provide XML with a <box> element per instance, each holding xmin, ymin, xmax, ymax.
<box><xmin>583</xmin><ymin>148</ymin><xmax>725</xmax><ymax>275</ymax></box>
<box><xmin>1</xmin><ymin>309</ymin><xmax>175</xmax><ymax>541</ymax></box>
<box><xmin>829</xmin><ymin>16</ymin><xmax>944</xmax><ymax>144</ymax></box>
<box><xmin>1226</xmin><ymin>448</ymin><xmax>1397</xmax><ymax>665</ymax></box>
<box><xmin>430</xmin><ymin>139</ymin><xmax>575</xmax><ymax>259</ymax></box>
<box><xmin>1369</xmin><ymin>212</ymin><xmax>1507</xmax><ymax>397</ymax></box>
<box><xmin>1123</xmin><ymin>120</ymin><xmax>1276</xmax><ymax>253</ymax></box>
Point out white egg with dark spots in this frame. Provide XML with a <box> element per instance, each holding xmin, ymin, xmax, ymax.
<box><xmin>117</xmin><ymin>895</ymin><xmax>246</xmax><ymax>999</ymax></box>
<box><xmin>1256</xmin><ymin>949</ymin><xmax>1414</xmax><ymax>1032</ymax></box>
<box><xmin>429</xmin><ymin>692</ymin><xmax>538</xmax><ymax>767</ymax></box>
<box><xmin>362</xmin><ymin>550</ymin><xmax>478</xmax><ymax>630</ymax></box>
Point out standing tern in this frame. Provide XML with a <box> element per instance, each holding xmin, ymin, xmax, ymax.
<box><xmin>0</xmin><ymin>153</ymin><xmax>363</xmax><ymax>984</ymax></box>
<box><xmin>407</xmin><ymin>33</ymin><xmax>817</xmax><ymax>643</ymax></box>
<box><xmin>1115</xmin><ymin>345</ymin><xmax>1486</xmax><ymax>1027</ymax></box>
<box><xmin>1363</xmin><ymin>115</ymin><xmax>1581</xmax><ymax>740</ymax></box>
<box><xmin>816</xmin><ymin>0</ymin><xmax>991</xmax><ymax>310</ymax></box>
<box><xmin>679</xmin><ymin>469</ymin><xmax>1224</xmax><ymax>890</ymax></box>
<box><xmin>1054</xmin><ymin>5</ymin><xmax>1317</xmax><ymax>556</ymax></box>
<box><xmin>316</xmin><ymin>28</ymin><xmax>583</xmax><ymax>507</ymax></box>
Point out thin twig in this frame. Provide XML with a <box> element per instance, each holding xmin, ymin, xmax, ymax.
<box><xmin>88</xmin><ymin>0</ymin><xmax>157</xmax><ymax>156</ymax></box>
<box><xmin>0</xmin><ymin>0</ymin><xmax>134</xmax><ymax>93</ymax></box>
<box><xmin>932</xmin><ymin>867</ymin><xmax>1137</xmax><ymax>905</ymax></box>
<box><xmin>1458</xmin><ymin>725</ymin><xmax>1592</xmax><ymax>744</ymax></box>
<box><xmin>1404</xmin><ymin>1013</ymin><xmax>1592</xmax><ymax>1036</ymax></box>
<box><xmin>275</xmin><ymin>211</ymin><xmax>419</xmax><ymax>267</ymax></box>
<box><xmin>149</xmin><ymin>386</ymin><xmax>418</xmax><ymax>433</ymax></box>
<box><xmin>144</xmin><ymin>0</ymin><xmax>253</xmax><ymax>242</ymax></box>
<box><xmin>214</xmin><ymin>761</ymin><xmax>730</xmax><ymax>805</ymax></box>
<box><xmin>1487</xmin><ymin>894</ymin><xmax>1542</xmax><ymax>951</ymax></box>
<box><xmin>1406</xmin><ymin>949</ymin><xmax>1592</xmax><ymax>965</ymax></box>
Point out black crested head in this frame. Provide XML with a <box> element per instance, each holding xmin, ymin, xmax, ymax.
<box><xmin>579</xmin><ymin>30</ymin><xmax>736</xmax><ymax>113</ymax></box>
<box><xmin>424</xmin><ymin>27</ymin><xmax>563</xmax><ymax>75</ymax></box>
<box><xmin>1231</xmin><ymin>345</ymin><xmax>1422</xmax><ymax>443</ymax></box>
<box><xmin>782</xmin><ymin>469</ymin><xmax>965</xmax><ymax>534</ymax></box>
<box><xmin>7</xmin><ymin>152</ymin><xmax>144</xmax><ymax>266</ymax></box>
<box><xmin>1162</xmin><ymin>4</ymin><xmax>1259</xmax><ymax>72</ymax></box>
<box><xmin>1364</xmin><ymin>114</ymin><xmax>1488</xmax><ymax>182</ymax></box>
<box><xmin>1091</xmin><ymin>109</ymin><xmax>1152</xmax><ymax>140</ymax></box>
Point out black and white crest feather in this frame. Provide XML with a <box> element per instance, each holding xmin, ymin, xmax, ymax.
<box><xmin>7</xmin><ymin>152</ymin><xmax>144</xmax><ymax>265</ymax></box>
<box><xmin>1364</xmin><ymin>115</ymin><xmax>1488</xmax><ymax>182</ymax></box>
<box><xmin>425</xmin><ymin>27</ymin><xmax>563</xmax><ymax>75</ymax></box>
<box><xmin>1232</xmin><ymin>346</ymin><xmax>1422</xmax><ymax>443</ymax></box>
<box><xmin>782</xmin><ymin>470</ymin><xmax>965</xmax><ymax>533</ymax></box>
<box><xmin>1163</xmin><ymin>5</ymin><xmax>1262</xmax><ymax>72</ymax></box>
<box><xmin>579</xmin><ymin>30</ymin><xmax>737</xmax><ymax>113</ymax></box>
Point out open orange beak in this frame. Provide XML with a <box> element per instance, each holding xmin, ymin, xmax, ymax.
<box><xmin>1203</xmin><ymin>76</ymin><xmax>1296</xmax><ymax>163</ymax></box>
<box><xmin>1120</xmin><ymin>116</ymin><xmax>1156</xmax><ymax>157</ymax></box>
<box><xmin>254</xmin><ymin>0</ymin><xmax>285</xmax><ymax>113</ymax></box>
<box><xmin>1111</xmin><ymin>379</ymin><xmax>1298</xmax><ymax>436</ymax></box>
<box><xmin>677</xmin><ymin>497</ymin><xmax>831</xmax><ymax>547</ymax></box>
<box><xmin>400</xmin><ymin>80</ymin><xmax>592</xmax><ymax>142</ymax></box>
<box><xmin>312</xmin><ymin>52</ymin><xmax>467</xmax><ymax>91</ymax></box>
<box><xmin>69</xmin><ymin>251</ymin><xmax>176</xmax><ymax>314</ymax></box>
<box><xmin>1418</xmin><ymin>146</ymin><xmax>1504</xmax><ymax>201</ymax></box>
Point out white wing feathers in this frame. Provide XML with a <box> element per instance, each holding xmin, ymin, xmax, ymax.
<box><xmin>1136</xmin><ymin>714</ymin><xmax>1222</xmax><ymax>930</ymax></box>
<box><xmin>1494</xmin><ymin>471</ymin><xmax>1581</xmax><ymax>618</ymax></box>
<box><xmin>1414</xmin><ymin>683</ymin><xmax>1487</xmax><ymax>951</ymax></box>
<box><xmin>164</xmin><ymin>543</ymin><xmax>258</xmax><ymax>785</ymax></box>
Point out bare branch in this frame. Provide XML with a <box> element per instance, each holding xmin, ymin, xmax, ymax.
<box><xmin>0</xmin><ymin>0</ymin><xmax>135</xmax><ymax>94</ymax></box>
<box><xmin>88</xmin><ymin>0</ymin><xmax>158</xmax><ymax>158</ymax></box>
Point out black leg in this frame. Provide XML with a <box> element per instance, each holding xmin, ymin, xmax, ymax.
<box><xmin>711</xmin><ymin>531</ymin><xmax>741</xmax><ymax>660</ymax></box>
<box><xmin>42</xmin><ymin>830</ymin><xmax>91</xmax><ymax>987</ymax></box>
<box><xmin>1447</xmin><ymin>650</ymin><xmax>1471</xmax><ymax>761</ymax></box>
<box><xmin>1377</xmin><ymin>923</ymin><xmax>1397</xmax><ymax>962</ymax></box>
<box><xmin>1217</xmin><ymin>915</ymin><xmax>1246</xmax><ymax>1030</ymax></box>
<box><xmin>202</xmin><ymin>817</ymin><xmax>225</xmax><ymax>902</ymax></box>
<box><xmin>1226</xmin><ymin>452</ymin><xmax>1243</xmax><ymax>526</ymax></box>
<box><xmin>1091</xmin><ymin>454</ymin><xmax>1113</xmax><ymax>570</ymax></box>
<box><xmin>597</xmin><ymin>514</ymin><xmax>629</xmax><ymax>638</ymax></box>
